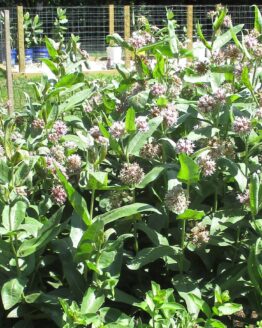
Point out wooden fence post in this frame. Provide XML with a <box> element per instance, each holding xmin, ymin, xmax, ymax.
<box><xmin>4</xmin><ymin>10</ymin><xmax>14</xmax><ymax>114</ymax></box>
<box><xmin>187</xmin><ymin>5</ymin><xmax>193</xmax><ymax>52</ymax></box>
<box><xmin>124</xmin><ymin>5</ymin><xmax>131</xmax><ymax>68</ymax></box>
<box><xmin>17</xmin><ymin>6</ymin><xmax>25</xmax><ymax>73</ymax></box>
<box><xmin>109</xmin><ymin>4</ymin><xmax>114</xmax><ymax>35</ymax></box>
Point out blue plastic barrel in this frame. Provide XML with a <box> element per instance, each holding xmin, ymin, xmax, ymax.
<box><xmin>2</xmin><ymin>48</ymin><xmax>17</xmax><ymax>65</ymax></box>
<box><xmin>25</xmin><ymin>48</ymin><xmax>34</xmax><ymax>64</ymax></box>
<box><xmin>33</xmin><ymin>46</ymin><xmax>49</xmax><ymax>62</ymax></box>
<box><xmin>11</xmin><ymin>49</ymin><xmax>17</xmax><ymax>65</ymax></box>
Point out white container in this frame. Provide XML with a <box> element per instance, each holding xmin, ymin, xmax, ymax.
<box><xmin>106</xmin><ymin>46</ymin><xmax>122</xmax><ymax>67</ymax></box>
<box><xmin>193</xmin><ymin>41</ymin><xmax>207</xmax><ymax>59</ymax></box>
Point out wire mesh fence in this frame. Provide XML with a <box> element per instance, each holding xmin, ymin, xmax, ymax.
<box><xmin>0</xmin><ymin>4</ymin><xmax>262</xmax><ymax>60</ymax></box>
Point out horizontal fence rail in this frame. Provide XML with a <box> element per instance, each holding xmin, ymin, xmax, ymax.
<box><xmin>0</xmin><ymin>4</ymin><xmax>261</xmax><ymax>63</ymax></box>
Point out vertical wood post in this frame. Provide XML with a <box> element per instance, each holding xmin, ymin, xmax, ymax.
<box><xmin>187</xmin><ymin>5</ymin><xmax>193</xmax><ymax>52</ymax></box>
<box><xmin>124</xmin><ymin>5</ymin><xmax>131</xmax><ymax>68</ymax></box>
<box><xmin>109</xmin><ymin>4</ymin><xmax>114</xmax><ymax>35</ymax></box>
<box><xmin>17</xmin><ymin>6</ymin><xmax>25</xmax><ymax>73</ymax></box>
<box><xmin>4</xmin><ymin>10</ymin><xmax>14</xmax><ymax>114</ymax></box>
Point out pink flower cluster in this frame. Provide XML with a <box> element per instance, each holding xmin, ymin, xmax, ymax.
<box><xmin>233</xmin><ymin>117</ymin><xmax>252</xmax><ymax>134</ymax></box>
<box><xmin>109</xmin><ymin>121</ymin><xmax>125</xmax><ymax>138</ymax></box>
<box><xmin>198</xmin><ymin>155</ymin><xmax>216</xmax><ymax>176</ymax></box>
<box><xmin>236</xmin><ymin>190</ymin><xmax>250</xmax><ymax>205</ymax></box>
<box><xmin>135</xmin><ymin>116</ymin><xmax>149</xmax><ymax>132</ymax></box>
<box><xmin>90</xmin><ymin>126</ymin><xmax>108</xmax><ymax>145</ymax></box>
<box><xmin>198</xmin><ymin>95</ymin><xmax>217</xmax><ymax>113</ymax></box>
<box><xmin>151</xmin><ymin>83</ymin><xmax>166</xmax><ymax>97</ymax></box>
<box><xmin>67</xmin><ymin>154</ymin><xmax>82</xmax><ymax>173</ymax></box>
<box><xmin>32</xmin><ymin>118</ymin><xmax>45</xmax><ymax>130</ymax></box>
<box><xmin>176</xmin><ymin>139</ymin><xmax>195</xmax><ymax>155</ymax></box>
<box><xmin>161</xmin><ymin>104</ymin><xmax>178</xmax><ymax>127</ymax></box>
<box><xmin>129</xmin><ymin>31</ymin><xmax>155</xmax><ymax>48</ymax></box>
<box><xmin>51</xmin><ymin>185</ymin><xmax>67</xmax><ymax>205</ymax></box>
<box><xmin>48</xmin><ymin>120</ymin><xmax>68</xmax><ymax>143</ymax></box>
<box><xmin>119</xmin><ymin>162</ymin><xmax>144</xmax><ymax>185</ymax></box>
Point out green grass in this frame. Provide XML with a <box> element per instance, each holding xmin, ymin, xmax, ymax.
<box><xmin>0</xmin><ymin>76</ymin><xmax>39</xmax><ymax>110</ymax></box>
<box><xmin>0</xmin><ymin>72</ymin><xmax>119</xmax><ymax>111</ymax></box>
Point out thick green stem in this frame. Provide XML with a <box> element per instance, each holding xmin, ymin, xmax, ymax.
<box><xmin>132</xmin><ymin>189</ymin><xmax>139</xmax><ymax>254</ymax></box>
<box><xmin>90</xmin><ymin>189</ymin><xmax>95</xmax><ymax>220</ymax></box>
<box><xmin>244</xmin><ymin>137</ymin><xmax>249</xmax><ymax>177</ymax></box>
<box><xmin>214</xmin><ymin>188</ymin><xmax>218</xmax><ymax>212</ymax></box>
<box><xmin>8</xmin><ymin>205</ymin><xmax>20</xmax><ymax>275</ymax></box>
<box><xmin>10</xmin><ymin>236</ymin><xmax>20</xmax><ymax>275</ymax></box>
<box><xmin>180</xmin><ymin>184</ymin><xmax>190</xmax><ymax>274</ymax></box>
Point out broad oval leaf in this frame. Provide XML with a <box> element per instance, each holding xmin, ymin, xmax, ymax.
<box><xmin>17</xmin><ymin>207</ymin><xmax>63</xmax><ymax>257</ymax></box>
<box><xmin>127</xmin><ymin>245</ymin><xmax>180</xmax><ymax>270</ymax></box>
<box><xmin>126</xmin><ymin>116</ymin><xmax>162</xmax><ymax>156</ymax></box>
<box><xmin>177</xmin><ymin>153</ymin><xmax>200</xmax><ymax>184</ymax></box>
<box><xmin>2</xmin><ymin>200</ymin><xmax>27</xmax><ymax>232</ymax></box>
<box><xmin>56</xmin><ymin>167</ymin><xmax>91</xmax><ymax>226</ymax></box>
<box><xmin>1</xmin><ymin>278</ymin><xmax>27</xmax><ymax>310</ymax></box>
<box><xmin>248</xmin><ymin>238</ymin><xmax>262</xmax><ymax>294</ymax></box>
<box><xmin>95</xmin><ymin>203</ymin><xmax>161</xmax><ymax>225</ymax></box>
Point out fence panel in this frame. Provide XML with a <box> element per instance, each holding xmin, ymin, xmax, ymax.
<box><xmin>0</xmin><ymin>4</ymin><xmax>261</xmax><ymax>61</ymax></box>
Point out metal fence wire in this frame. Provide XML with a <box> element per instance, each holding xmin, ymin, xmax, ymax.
<box><xmin>0</xmin><ymin>4</ymin><xmax>262</xmax><ymax>59</ymax></box>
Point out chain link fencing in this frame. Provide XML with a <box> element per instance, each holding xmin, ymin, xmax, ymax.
<box><xmin>0</xmin><ymin>4</ymin><xmax>261</xmax><ymax>60</ymax></box>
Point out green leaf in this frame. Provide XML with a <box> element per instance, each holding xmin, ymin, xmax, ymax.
<box><xmin>58</xmin><ymin>89</ymin><xmax>93</xmax><ymax>114</ymax></box>
<box><xmin>1</xmin><ymin>278</ymin><xmax>27</xmax><ymax>310</ymax></box>
<box><xmin>250</xmin><ymin>173</ymin><xmax>260</xmax><ymax>216</ymax></box>
<box><xmin>14</xmin><ymin>158</ymin><xmax>37</xmax><ymax>186</ymax></box>
<box><xmin>135</xmin><ymin>222</ymin><xmax>169</xmax><ymax>246</ymax></box>
<box><xmin>61</xmin><ymin>134</ymin><xmax>87</xmax><ymax>151</ymax></box>
<box><xmin>168</xmin><ymin>20</ymin><xmax>178</xmax><ymax>54</ymax></box>
<box><xmin>81</xmin><ymin>287</ymin><xmax>105</xmax><ymax>314</ymax></box>
<box><xmin>56</xmin><ymin>167</ymin><xmax>91</xmax><ymax>226</ymax></box>
<box><xmin>96</xmin><ymin>203</ymin><xmax>161</xmax><ymax>225</ymax></box>
<box><xmin>241</xmin><ymin>66</ymin><xmax>253</xmax><ymax>91</ymax></box>
<box><xmin>126</xmin><ymin>116</ymin><xmax>162</xmax><ymax>156</ymax></box>
<box><xmin>187</xmin><ymin>127</ymin><xmax>219</xmax><ymax>141</ymax></box>
<box><xmin>2</xmin><ymin>200</ymin><xmax>27</xmax><ymax>232</ymax></box>
<box><xmin>184</xmin><ymin>73</ymin><xmax>210</xmax><ymax>83</ymax></box>
<box><xmin>253</xmin><ymin>5</ymin><xmax>262</xmax><ymax>33</ymax></box>
<box><xmin>111</xmin><ymin>288</ymin><xmax>139</xmax><ymax>306</ymax></box>
<box><xmin>172</xmin><ymin>275</ymin><xmax>202</xmax><ymax>318</ymax></box>
<box><xmin>213</xmin><ymin>7</ymin><xmax>227</xmax><ymax>32</ymax></box>
<box><xmin>137</xmin><ymin>166</ymin><xmax>165</xmax><ymax>189</ymax></box>
<box><xmin>55</xmin><ymin>73</ymin><xmax>84</xmax><ymax>88</ymax></box>
<box><xmin>215</xmin><ymin>303</ymin><xmax>243</xmax><ymax>316</ymax></box>
<box><xmin>196</xmin><ymin>22</ymin><xmax>211</xmax><ymax>50</ymax></box>
<box><xmin>213</xmin><ymin>24</ymin><xmax>243</xmax><ymax>51</ymax></box>
<box><xmin>45</xmin><ymin>37</ymin><xmax>58</xmax><ymax>58</ymax></box>
<box><xmin>125</xmin><ymin>107</ymin><xmax>136</xmax><ymax>132</ymax></box>
<box><xmin>76</xmin><ymin>220</ymin><xmax>104</xmax><ymax>262</ymax></box>
<box><xmin>177</xmin><ymin>209</ymin><xmax>205</xmax><ymax>220</ymax></box>
<box><xmin>248</xmin><ymin>238</ymin><xmax>262</xmax><ymax>294</ymax></box>
<box><xmin>177</xmin><ymin>153</ymin><xmax>200</xmax><ymax>184</ymax></box>
<box><xmin>218</xmin><ymin>158</ymin><xmax>247</xmax><ymax>192</ymax></box>
<box><xmin>87</xmin><ymin>171</ymin><xmax>108</xmax><ymax>190</ymax></box>
<box><xmin>69</xmin><ymin>211</ymin><xmax>85</xmax><ymax>248</ymax></box>
<box><xmin>187</xmin><ymin>293</ymin><xmax>212</xmax><ymax>318</ymax></box>
<box><xmin>41</xmin><ymin>58</ymin><xmax>58</xmax><ymax>76</ymax></box>
<box><xmin>17</xmin><ymin>207</ymin><xmax>63</xmax><ymax>257</ymax></box>
<box><xmin>52</xmin><ymin>238</ymin><xmax>86</xmax><ymax>300</ymax></box>
<box><xmin>205</xmin><ymin>319</ymin><xmax>226</xmax><ymax>328</ymax></box>
<box><xmin>128</xmin><ymin>90</ymin><xmax>149</xmax><ymax>111</ymax></box>
<box><xmin>106</xmin><ymin>33</ymin><xmax>133</xmax><ymax>50</ymax></box>
<box><xmin>127</xmin><ymin>245</ymin><xmax>180</xmax><ymax>270</ymax></box>
<box><xmin>0</xmin><ymin>160</ymin><xmax>10</xmax><ymax>184</ymax></box>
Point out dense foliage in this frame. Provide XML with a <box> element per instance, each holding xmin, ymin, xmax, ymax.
<box><xmin>0</xmin><ymin>5</ymin><xmax>262</xmax><ymax>327</ymax></box>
